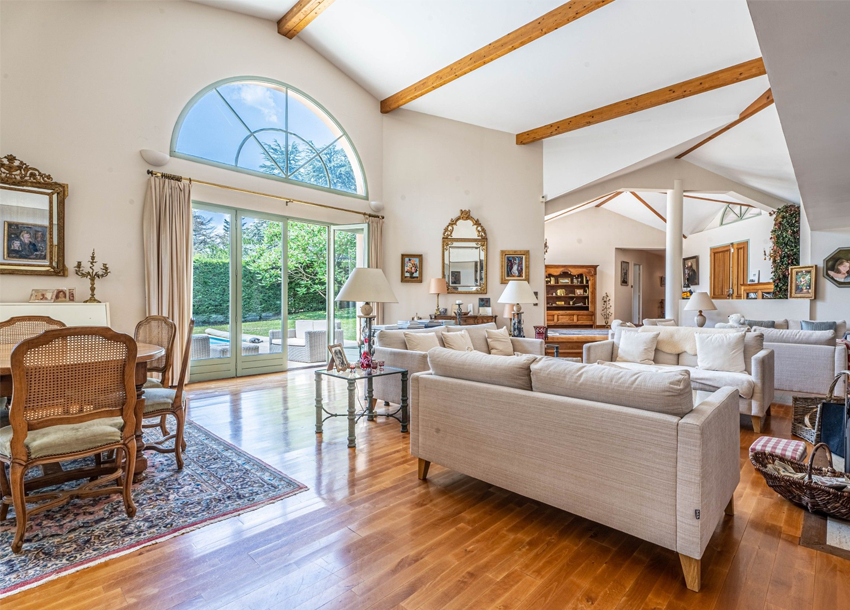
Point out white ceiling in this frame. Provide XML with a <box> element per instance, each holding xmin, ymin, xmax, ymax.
<box><xmin>189</xmin><ymin>0</ymin><xmax>801</xmax><ymax>215</ymax></box>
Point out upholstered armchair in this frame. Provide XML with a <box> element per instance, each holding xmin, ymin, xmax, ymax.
<box><xmin>269</xmin><ymin>320</ymin><xmax>344</xmax><ymax>363</ymax></box>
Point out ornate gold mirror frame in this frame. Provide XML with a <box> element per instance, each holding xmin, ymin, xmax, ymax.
<box><xmin>442</xmin><ymin>209</ymin><xmax>487</xmax><ymax>294</ymax></box>
<box><xmin>0</xmin><ymin>155</ymin><xmax>67</xmax><ymax>276</ymax></box>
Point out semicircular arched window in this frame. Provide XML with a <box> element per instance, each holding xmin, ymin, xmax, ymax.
<box><xmin>172</xmin><ymin>78</ymin><xmax>367</xmax><ymax>197</ymax></box>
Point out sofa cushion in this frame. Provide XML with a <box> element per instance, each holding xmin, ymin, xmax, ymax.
<box><xmin>695</xmin><ymin>332</ymin><xmax>746</xmax><ymax>373</ymax></box>
<box><xmin>801</xmin><ymin>320</ymin><xmax>837</xmax><ymax>332</ymax></box>
<box><xmin>755</xmin><ymin>327</ymin><xmax>835</xmax><ymax>345</ymax></box>
<box><xmin>617</xmin><ymin>331</ymin><xmax>659</xmax><ymax>365</ymax></box>
<box><xmin>637</xmin><ymin>325</ymin><xmax>742</xmax><ymax>356</ymax></box>
<box><xmin>442</xmin><ymin>330</ymin><xmax>474</xmax><ymax>352</ymax></box>
<box><xmin>531</xmin><ymin>358</ymin><xmax>693</xmax><ymax>417</ymax></box>
<box><xmin>744</xmin><ymin>319</ymin><xmax>775</xmax><ymax>328</ymax></box>
<box><xmin>376</xmin><ymin>327</ymin><xmax>444</xmax><ymax>350</ymax></box>
<box><xmin>486</xmin><ymin>327</ymin><xmax>514</xmax><ymax>356</ymax></box>
<box><xmin>404</xmin><ymin>331</ymin><xmax>442</xmax><ymax>352</ymax></box>
<box><xmin>445</xmin><ymin>323</ymin><xmax>497</xmax><ymax>353</ymax></box>
<box><xmin>610</xmin><ymin>361</ymin><xmax>756</xmax><ymax>400</ymax></box>
<box><xmin>0</xmin><ymin>418</ymin><xmax>124</xmax><ymax>459</ymax></box>
<box><xmin>427</xmin><ymin>347</ymin><xmax>536</xmax><ymax>391</ymax></box>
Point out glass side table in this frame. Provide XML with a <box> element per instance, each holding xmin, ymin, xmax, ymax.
<box><xmin>315</xmin><ymin>366</ymin><xmax>409</xmax><ymax>448</ymax></box>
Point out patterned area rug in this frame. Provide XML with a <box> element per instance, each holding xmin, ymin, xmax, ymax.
<box><xmin>0</xmin><ymin>421</ymin><xmax>307</xmax><ymax>598</ymax></box>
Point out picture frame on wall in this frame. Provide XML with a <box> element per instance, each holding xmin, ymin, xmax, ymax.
<box><xmin>500</xmin><ymin>250</ymin><xmax>529</xmax><ymax>284</ymax></box>
<box><xmin>823</xmin><ymin>247</ymin><xmax>850</xmax><ymax>288</ymax></box>
<box><xmin>478</xmin><ymin>297</ymin><xmax>490</xmax><ymax>308</ymax></box>
<box><xmin>789</xmin><ymin>265</ymin><xmax>816</xmax><ymax>299</ymax></box>
<box><xmin>683</xmin><ymin>256</ymin><xmax>699</xmax><ymax>286</ymax></box>
<box><xmin>400</xmin><ymin>253</ymin><xmax>422</xmax><ymax>283</ymax></box>
<box><xmin>620</xmin><ymin>261</ymin><xmax>629</xmax><ymax>286</ymax></box>
<box><xmin>4</xmin><ymin>221</ymin><xmax>49</xmax><ymax>262</ymax></box>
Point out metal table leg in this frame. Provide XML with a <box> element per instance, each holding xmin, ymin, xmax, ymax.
<box><xmin>366</xmin><ymin>376</ymin><xmax>375</xmax><ymax>421</ymax></box>
<box><xmin>347</xmin><ymin>378</ymin><xmax>357</xmax><ymax>448</ymax></box>
<box><xmin>315</xmin><ymin>370</ymin><xmax>323</xmax><ymax>434</ymax></box>
<box><xmin>400</xmin><ymin>371</ymin><xmax>409</xmax><ymax>433</ymax></box>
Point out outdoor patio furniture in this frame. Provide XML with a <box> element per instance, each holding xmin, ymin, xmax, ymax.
<box><xmin>270</xmin><ymin>320</ymin><xmax>344</xmax><ymax>363</ymax></box>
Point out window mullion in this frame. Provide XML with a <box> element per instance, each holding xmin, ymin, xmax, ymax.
<box><xmin>216</xmin><ymin>89</ymin><xmax>286</xmax><ymax>176</ymax></box>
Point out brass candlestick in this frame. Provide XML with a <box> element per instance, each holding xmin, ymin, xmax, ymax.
<box><xmin>74</xmin><ymin>249</ymin><xmax>110</xmax><ymax>303</ymax></box>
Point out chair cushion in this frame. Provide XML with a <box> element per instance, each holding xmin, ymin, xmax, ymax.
<box><xmin>428</xmin><ymin>347</ymin><xmax>536</xmax><ymax>391</ymax></box>
<box><xmin>143</xmin><ymin>377</ymin><xmax>163</xmax><ymax>389</ymax></box>
<box><xmin>749</xmin><ymin>436</ymin><xmax>807</xmax><ymax>462</ymax></box>
<box><xmin>0</xmin><ymin>417</ymin><xmax>124</xmax><ymax>460</ymax></box>
<box><xmin>143</xmin><ymin>388</ymin><xmax>179</xmax><ymax>414</ymax></box>
<box><xmin>442</xmin><ymin>330</ymin><xmax>474</xmax><ymax>352</ymax></box>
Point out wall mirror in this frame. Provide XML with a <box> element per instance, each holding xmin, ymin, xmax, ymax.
<box><xmin>442</xmin><ymin>209</ymin><xmax>487</xmax><ymax>294</ymax></box>
<box><xmin>0</xmin><ymin>155</ymin><xmax>66</xmax><ymax>276</ymax></box>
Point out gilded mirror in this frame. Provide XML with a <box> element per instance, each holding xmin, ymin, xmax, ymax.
<box><xmin>0</xmin><ymin>155</ymin><xmax>67</xmax><ymax>276</ymax></box>
<box><xmin>442</xmin><ymin>209</ymin><xmax>487</xmax><ymax>294</ymax></box>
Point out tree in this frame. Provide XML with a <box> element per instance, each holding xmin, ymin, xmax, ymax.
<box><xmin>193</xmin><ymin>212</ymin><xmax>228</xmax><ymax>258</ymax></box>
<box><xmin>258</xmin><ymin>137</ymin><xmax>357</xmax><ymax>194</ymax></box>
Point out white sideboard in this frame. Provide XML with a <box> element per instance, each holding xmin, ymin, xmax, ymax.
<box><xmin>0</xmin><ymin>302</ymin><xmax>111</xmax><ymax>326</ymax></box>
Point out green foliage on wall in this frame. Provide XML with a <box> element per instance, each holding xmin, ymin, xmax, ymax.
<box><xmin>768</xmin><ymin>204</ymin><xmax>801</xmax><ymax>299</ymax></box>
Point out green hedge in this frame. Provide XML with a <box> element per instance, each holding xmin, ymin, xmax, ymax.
<box><xmin>768</xmin><ymin>205</ymin><xmax>800</xmax><ymax>299</ymax></box>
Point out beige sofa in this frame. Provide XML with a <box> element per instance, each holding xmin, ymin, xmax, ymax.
<box><xmin>585</xmin><ymin>326</ymin><xmax>775</xmax><ymax>433</ymax></box>
<box><xmin>410</xmin><ymin>348</ymin><xmax>740</xmax><ymax>592</ymax></box>
<box><xmin>372</xmin><ymin>323</ymin><xmax>544</xmax><ymax>407</ymax></box>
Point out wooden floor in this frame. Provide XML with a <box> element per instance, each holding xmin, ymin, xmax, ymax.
<box><xmin>5</xmin><ymin>369</ymin><xmax>850</xmax><ymax>610</ymax></box>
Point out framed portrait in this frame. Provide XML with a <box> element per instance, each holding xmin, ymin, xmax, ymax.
<box><xmin>327</xmin><ymin>343</ymin><xmax>349</xmax><ymax>372</ymax></box>
<box><xmin>478</xmin><ymin>297</ymin><xmax>490</xmax><ymax>308</ymax></box>
<box><xmin>620</xmin><ymin>261</ymin><xmax>629</xmax><ymax>286</ymax></box>
<box><xmin>450</xmin><ymin>270</ymin><xmax>461</xmax><ymax>286</ymax></box>
<box><xmin>53</xmin><ymin>288</ymin><xmax>70</xmax><ymax>302</ymax></box>
<box><xmin>788</xmin><ymin>265</ymin><xmax>816</xmax><ymax>299</ymax></box>
<box><xmin>501</xmin><ymin>250</ymin><xmax>529</xmax><ymax>284</ymax></box>
<box><xmin>823</xmin><ymin>247</ymin><xmax>850</xmax><ymax>288</ymax></box>
<box><xmin>683</xmin><ymin>256</ymin><xmax>699</xmax><ymax>286</ymax></box>
<box><xmin>5</xmin><ymin>221</ymin><xmax>48</xmax><ymax>262</ymax></box>
<box><xmin>400</xmin><ymin>253</ymin><xmax>422</xmax><ymax>283</ymax></box>
<box><xmin>29</xmin><ymin>288</ymin><xmax>55</xmax><ymax>302</ymax></box>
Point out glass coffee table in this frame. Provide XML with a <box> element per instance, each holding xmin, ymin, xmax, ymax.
<box><xmin>315</xmin><ymin>366</ymin><xmax>409</xmax><ymax>448</ymax></box>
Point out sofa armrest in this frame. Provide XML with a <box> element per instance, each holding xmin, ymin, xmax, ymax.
<box><xmin>303</xmin><ymin>329</ymin><xmax>327</xmax><ymax>347</ymax></box>
<box><xmin>835</xmin><ymin>344</ymin><xmax>848</xmax><ymax>396</ymax></box>
<box><xmin>409</xmin><ymin>371</ymin><xmax>432</xmax><ymax>457</ymax></box>
<box><xmin>751</xmin><ymin>348</ymin><xmax>775</xmax><ymax>415</ymax></box>
<box><xmin>511</xmin><ymin>337</ymin><xmax>545</xmax><ymax>355</ymax></box>
<box><xmin>373</xmin><ymin>347</ymin><xmax>430</xmax><ymax>374</ymax></box>
<box><xmin>584</xmin><ymin>340</ymin><xmax>614</xmax><ymax>364</ymax></box>
<box><xmin>288</xmin><ymin>329</ymin><xmax>297</xmax><ymax>339</ymax></box>
<box><xmin>269</xmin><ymin>329</ymin><xmax>282</xmax><ymax>342</ymax></box>
<box><xmin>676</xmin><ymin>387</ymin><xmax>739</xmax><ymax>560</ymax></box>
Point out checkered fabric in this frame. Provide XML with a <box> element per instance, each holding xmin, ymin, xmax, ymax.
<box><xmin>749</xmin><ymin>436</ymin><xmax>808</xmax><ymax>462</ymax></box>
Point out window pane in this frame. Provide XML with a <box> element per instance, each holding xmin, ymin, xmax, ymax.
<box><xmin>253</xmin><ymin>131</ymin><xmax>288</xmax><ymax>175</ymax></box>
<box><xmin>320</xmin><ymin>140</ymin><xmax>357</xmax><ymax>194</ymax></box>
<box><xmin>288</xmin><ymin>89</ymin><xmax>340</xmax><ymax>150</ymax></box>
<box><xmin>192</xmin><ymin>209</ymin><xmax>231</xmax><ymax>361</ymax></box>
<box><xmin>237</xmin><ymin>137</ymin><xmax>283</xmax><ymax>176</ymax></box>
<box><xmin>241</xmin><ymin>217</ymin><xmax>283</xmax><ymax>360</ymax></box>
<box><xmin>216</xmin><ymin>82</ymin><xmax>287</xmax><ymax>132</ymax></box>
<box><xmin>290</xmin><ymin>156</ymin><xmax>329</xmax><ymax>188</ymax></box>
<box><xmin>176</xmin><ymin>91</ymin><xmax>250</xmax><ymax>164</ymax></box>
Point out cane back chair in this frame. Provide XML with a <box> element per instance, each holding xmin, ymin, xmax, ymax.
<box><xmin>135</xmin><ymin>315</ymin><xmax>177</xmax><ymax>389</ymax></box>
<box><xmin>0</xmin><ymin>327</ymin><xmax>139</xmax><ymax>553</ymax></box>
<box><xmin>0</xmin><ymin>316</ymin><xmax>67</xmax><ymax>346</ymax></box>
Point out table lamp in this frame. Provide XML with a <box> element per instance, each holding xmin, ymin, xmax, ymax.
<box><xmin>336</xmin><ymin>268</ymin><xmax>398</xmax><ymax>355</ymax></box>
<box><xmin>498</xmin><ymin>280</ymin><xmax>538</xmax><ymax>337</ymax></box>
<box><xmin>429</xmin><ymin>278</ymin><xmax>447</xmax><ymax>318</ymax></box>
<box><xmin>684</xmin><ymin>291</ymin><xmax>716</xmax><ymax>327</ymax></box>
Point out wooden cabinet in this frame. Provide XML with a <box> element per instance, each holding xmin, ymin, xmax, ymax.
<box><xmin>544</xmin><ymin>265</ymin><xmax>597</xmax><ymax>328</ymax></box>
<box><xmin>431</xmin><ymin>314</ymin><xmax>498</xmax><ymax>326</ymax></box>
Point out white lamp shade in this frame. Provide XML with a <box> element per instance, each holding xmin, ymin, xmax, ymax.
<box><xmin>335</xmin><ymin>268</ymin><xmax>398</xmax><ymax>303</ymax></box>
<box><xmin>684</xmin><ymin>291</ymin><xmax>716</xmax><ymax>311</ymax></box>
<box><xmin>428</xmin><ymin>277</ymin><xmax>448</xmax><ymax>294</ymax></box>
<box><xmin>497</xmin><ymin>280</ymin><xmax>538</xmax><ymax>305</ymax></box>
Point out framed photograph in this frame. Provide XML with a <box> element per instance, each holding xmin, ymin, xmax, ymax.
<box><xmin>29</xmin><ymin>288</ymin><xmax>55</xmax><ymax>302</ymax></box>
<box><xmin>400</xmin><ymin>253</ymin><xmax>422</xmax><ymax>283</ymax></box>
<box><xmin>683</xmin><ymin>256</ymin><xmax>699</xmax><ymax>286</ymax></box>
<box><xmin>327</xmin><ymin>343</ymin><xmax>349</xmax><ymax>372</ymax></box>
<box><xmin>5</xmin><ymin>221</ymin><xmax>49</xmax><ymax>262</ymax></box>
<box><xmin>660</xmin><ymin>276</ymin><xmax>665</xmax><ymax>288</ymax></box>
<box><xmin>823</xmin><ymin>247</ymin><xmax>850</xmax><ymax>288</ymax></box>
<box><xmin>450</xmin><ymin>270</ymin><xmax>461</xmax><ymax>286</ymax></box>
<box><xmin>479</xmin><ymin>306</ymin><xmax>492</xmax><ymax>315</ymax></box>
<box><xmin>501</xmin><ymin>250</ymin><xmax>529</xmax><ymax>284</ymax></box>
<box><xmin>620</xmin><ymin>261</ymin><xmax>629</xmax><ymax>286</ymax></box>
<box><xmin>68</xmin><ymin>288</ymin><xmax>76</xmax><ymax>302</ymax></box>
<box><xmin>789</xmin><ymin>265</ymin><xmax>816</xmax><ymax>299</ymax></box>
<box><xmin>478</xmin><ymin>297</ymin><xmax>490</xmax><ymax>308</ymax></box>
<box><xmin>749</xmin><ymin>270</ymin><xmax>760</xmax><ymax>284</ymax></box>
<box><xmin>53</xmin><ymin>288</ymin><xmax>70</xmax><ymax>302</ymax></box>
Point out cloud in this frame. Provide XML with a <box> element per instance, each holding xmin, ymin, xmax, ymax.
<box><xmin>236</xmin><ymin>84</ymin><xmax>280</xmax><ymax>124</ymax></box>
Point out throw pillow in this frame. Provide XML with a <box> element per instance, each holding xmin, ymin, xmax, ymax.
<box><xmin>404</xmin><ymin>332</ymin><xmax>440</xmax><ymax>352</ymax></box>
<box><xmin>616</xmin><ymin>331</ymin><xmax>659</xmax><ymax>365</ymax></box>
<box><xmin>695</xmin><ymin>332</ymin><xmax>746</xmax><ymax>373</ymax></box>
<box><xmin>657</xmin><ymin>320</ymin><xmax>677</xmax><ymax>327</ymax></box>
<box><xmin>801</xmin><ymin>320</ymin><xmax>837</xmax><ymax>332</ymax></box>
<box><xmin>485</xmin><ymin>327</ymin><xmax>513</xmax><ymax>356</ymax></box>
<box><xmin>442</xmin><ymin>330</ymin><xmax>474</xmax><ymax>352</ymax></box>
<box><xmin>743</xmin><ymin>319</ymin><xmax>775</xmax><ymax>328</ymax></box>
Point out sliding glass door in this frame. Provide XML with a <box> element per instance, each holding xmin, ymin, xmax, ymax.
<box><xmin>331</xmin><ymin>224</ymin><xmax>369</xmax><ymax>362</ymax></box>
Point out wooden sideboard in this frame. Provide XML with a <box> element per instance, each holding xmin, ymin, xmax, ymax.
<box><xmin>431</xmin><ymin>314</ymin><xmax>497</xmax><ymax>326</ymax></box>
<box><xmin>544</xmin><ymin>265</ymin><xmax>597</xmax><ymax>328</ymax></box>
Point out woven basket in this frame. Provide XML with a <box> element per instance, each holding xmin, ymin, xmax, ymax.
<box><xmin>751</xmin><ymin>443</ymin><xmax>850</xmax><ymax>521</ymax></box>
<box><xmin>791</xmin><ymin>374</ymin><xmax>844</xmax><ymax>444</ymax></box>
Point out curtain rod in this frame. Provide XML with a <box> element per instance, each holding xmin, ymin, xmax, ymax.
<box><xmin>146</xmin><ymin>169</ymin><xmax>383</xmax><ymax>219</ymax></box>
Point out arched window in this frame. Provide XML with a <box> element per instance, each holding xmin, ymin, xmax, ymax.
<box><xmin>172</xmin><ymin>77</ymin><xmax>367</xmax><ymax>198</ymax></box>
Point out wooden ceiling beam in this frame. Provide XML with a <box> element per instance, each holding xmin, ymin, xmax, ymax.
<box><xmin>380</xmin><ymin>0</ymin><xmax>617</xmax><ymax>114</ymax></box>
<box><xmin>594</xmin><ymin>191</ymin><xmax>622</xmax><ymax>207</ymax></box>
<box><xmin>517</xmin><ymin>58</ymin><xmax>766</xmax><ymax>145</ymax></box>
<box><xmin>676</xmin><ymin>89</ymin><xmax>773</xmax><ymax>158</ymax></box>
<box><xmin>277</xmin><ymin>0</ymin><xmax>336</xmax><ymax>39</ymax></box>
<box><xmin>684</xmin><ymin>194</ymin><xmax>755</xmax><ymax>208</ymax></box>
<box><xmin>545</xmin><ymin>191</ymin><xmax>618</xmax><ymax>222</ymax></box>
<box><xmin>630</xmin><ymin>192</ymin><xmax>686</xmax><ymax>238</ymax></box>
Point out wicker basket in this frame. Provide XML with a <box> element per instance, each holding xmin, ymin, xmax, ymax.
<box><xmin>751</xmin><ymin>443</ymin><xmax>850</xmax><ymax>521</ymax></box>
<box><xmin>791</xmin><ymin>374</ymin><xmax>844</xmax><ymax>444</ymax></box>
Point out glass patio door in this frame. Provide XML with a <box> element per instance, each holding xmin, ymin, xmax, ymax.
<box><xmin>330</xmin><ymin>224</ymin><xmax>369</xmax><ymax>362</ymax></box>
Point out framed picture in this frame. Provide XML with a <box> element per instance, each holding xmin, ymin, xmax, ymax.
<box><xmin>5</xmin><ymin>221</ymin><xmax>48</xmax><ymax>262</ymax></box>
<box><xmin>501</xmin><ymin>250</ymin><xmax>529</xmax><ymax>283</ymax></box>
<box><xmin>620</xmin><ymin>261</ymin><xmax>629</xmax><ymax>286</ymax></box>
<box><xmin>789</xmin><ymin>265</ymin><xmax>816</xmax><ymax>299</ymax></box>
<box><xmin>660</xmin><ymin>276</ymin><xmax>665</xmax><ymax>288</ymax></box>
<box><xmin>450</xmin><ymin>270</ymin><xmax>461</xmax><ymax>286</ymax></box>
<box><xmin>479</xmin><ymin>306</ymin><xmax>492</xmax><ymax>315</ymax></box>
<box><xmin>400</xmin><ymin>253</ymin><xmax>422</xmax><ymax>283</ymax></box>
<box><xmin>68</xmin><ymin>288</ymin><xmax>76</xmax><ymax>302</ymax></box>
<box><xmin>478</xmin><ymin>297</ymin><xmax>490</xmax><ymax>308</ymax></box>
<box><xmin>53</xmin><ymin>288</ymin><xmax>70</xmax><ymax>302</ymax></box>
<box><xmin>823</xmin><ymin>247</ymin><xmax>850</xmax><ymax>288</ymax></box>
<box><xmin>29</xmin><ymin>288</ymin><xmax>55</xmax><ymax>302</ymax></box>
<box><xmin>327</xmin><ymin>343</ymin><xmax>349</xmax><ymax>372</ymax></box>
<box><xmin>683</xmin><ymin>256</ymin><xmax>699</xmax><ymax>286</ymax></box>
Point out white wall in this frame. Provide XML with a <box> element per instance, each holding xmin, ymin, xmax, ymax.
<box><xmin>614</xmin><ymin>248</ymin><xmax>665</xmax><ymax>323</ymax></box>
<box><xmin>545</xmin><ymin>208</ymin><xmax>666</xmax><ymax>325</ymax></box>
<box><xmin>382</xmin><ymin>110</ymin><xmax>544</xmax><ymax>327</ymax></box>
<box><xmin>0</xmin><ymin>0</ymin><xmax>383</xmax><ymax>333</ymax></box>
<box><xmin>808</xmin><ymin>226</ymin><xmax>850</xmax><ymax>323</ymax></box>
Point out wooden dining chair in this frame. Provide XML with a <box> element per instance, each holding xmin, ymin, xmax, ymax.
<box><xmin>134</xmin><ymin>315</ymin><xmax>177</xmax><ymax>389</ymax></box>
<box><xmin>141</xmin><ymin>319</ymin><xmax>194</xmax><ymax>469</ymax></box>
<box><xmin>0</xmin><ymin>316</ymin><xmax>67</xmax><ymax>345</ymax></box>
<box><xmin>0</xmin><ymin>327</ymin><xmax>139</xmax><ymax>553</ymax></box>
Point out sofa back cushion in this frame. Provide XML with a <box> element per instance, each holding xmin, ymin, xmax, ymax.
<box><xmin>428</xmin><ymin>347</ymin><xmax>536</xmax><ymax>391</ymax></box>
<box><xmin>442</xmin><ymin>330</ymin><xmax>474</xmax><ymax>352</ymax></box>
<box><xmin>486</xmin><ymin>327</ymin><xmax>514</xmax><ymax>356</ymax></box>
<box><xmin>445</xmin><ymin>323</ymin><xmax>498</xmax><ymax>353</ymax></box>
<box><xmin>404</xmin><ymin>332</ymin><xmax>442</xmax><ymax>352</ymax></box>
<box><xmin>755</xmin><ymin>327</ymin><xmax>835</xmax><ymax>346</ymax></box>
<box><xmin>743</xmin><ymin>319</ymin><xmax>775</xmax><ymax>328</ymax></box>
<box><xmin>376</xmin><ymin>327</ymin><xmax>444</xmax><ymax>350</ymax></box>
<box><xmin>530</xmin><ymin>358</ymin><xmax>693</xmax><ymax>417</ymax></box>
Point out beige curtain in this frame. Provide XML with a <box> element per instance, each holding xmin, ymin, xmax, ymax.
<box><xmin>143</xmin><ymin>176</ymin><xmax>193</xmax><ymax>381</ymax></box>
<box><xmin>366</xmin><ymin>216</ymin><xmax>385</xmax><ymax>324</ymax></box>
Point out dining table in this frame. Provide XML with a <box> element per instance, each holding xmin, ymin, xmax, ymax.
<box><xmin>0</xmin><ymin>340</ymin><xmax>166</xmax><ymax>483</ymax></box>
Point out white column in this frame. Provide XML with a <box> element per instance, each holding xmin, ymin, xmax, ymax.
<box><xmin>665</xmin><ymin>180</ymin><xmax>683</xmax><ymax>321</ymax></box>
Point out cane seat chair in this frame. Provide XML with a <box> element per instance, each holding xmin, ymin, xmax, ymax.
<box><xmin>0</xmin><ymin>327</ymin><xmax>139</xmax><ymax>553</ymax></box>
<box><xmin>135</xmin><ymin>315</ymin><xmax>177</xmax><ymax>389</ymax></box>
<box><xmin>141</xmin><ymin>319</ymin><xmax>194</xmax><ymax>469</ymax></box>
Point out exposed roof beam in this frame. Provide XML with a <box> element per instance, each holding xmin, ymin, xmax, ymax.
<box><xmin>546</xmin><ymin>191</ymin><xmax>618</xmax><ymax>222</ymax></box>
<box><xmin>630</xmin><ymin>192</ymin><xmax>686</xmax><ymax>238</ymax></box>
<box><xmin>676</xmin><ymin>89</ymin><xmax>773</xmax><ymax>158</ymax></box>
<box><xmin>684</xmin><ymin>194</ymin><xmax>754</xmax><ymax>208</ymax></box>
<box><xmin>277</xmin><ymin>0</ymin><xmax>336</xmax><ymax>39</ymax></box>
<box><xmin>517</xmin><ymin>58</ymin><xmax>766</xmax><ymax>145</ymax></box>
<box><xmin>380</xmin><ymin>0</ymin><xmax>617</xmax><ymax>114</ymax></box>
<box><xmin>594</xmin><ymin>191</ymin><xmax>622</xmax><ymax>207</ymax></box>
